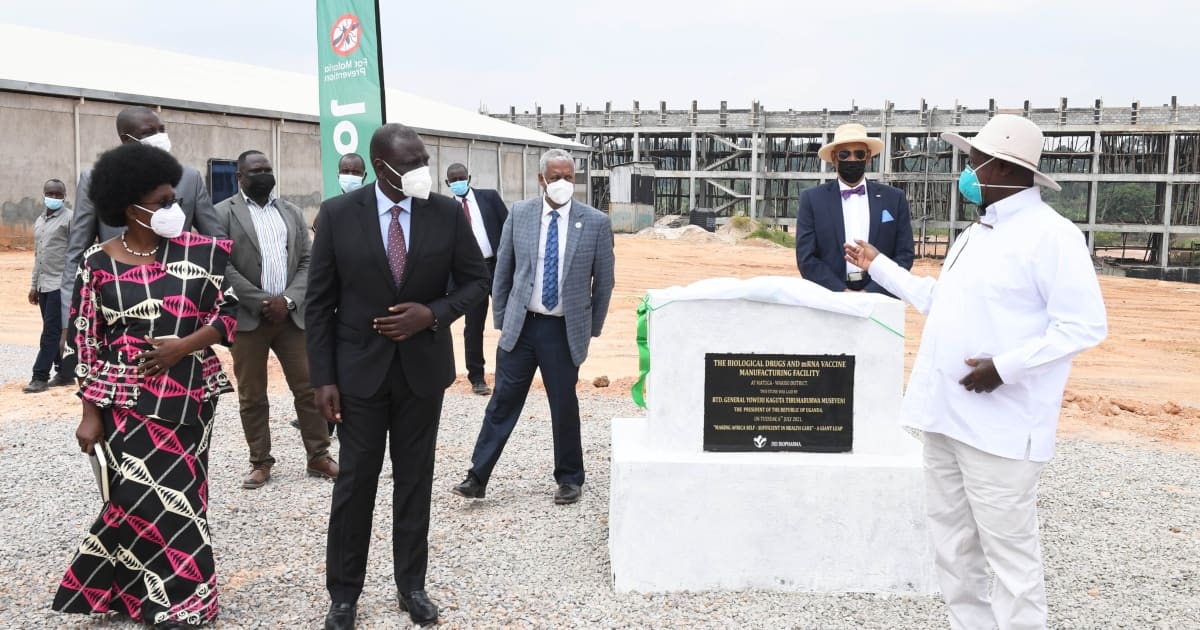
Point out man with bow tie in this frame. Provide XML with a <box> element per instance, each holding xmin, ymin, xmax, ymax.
<box><xmin>795</xmin><ymin>123</ymin><xmax>914</xmax><ymax>294</ymax></box>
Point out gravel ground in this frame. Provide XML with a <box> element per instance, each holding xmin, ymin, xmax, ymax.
<box><xmin>1</xmin><ymin>357</ymin><xmax>1197</xmax><ymax>629</ymax></box>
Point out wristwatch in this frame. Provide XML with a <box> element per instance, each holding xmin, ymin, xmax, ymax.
<box><xmin>284</xmin><ymin>296</ymin><xmax>296</xmax><ymax>311</ymax></box>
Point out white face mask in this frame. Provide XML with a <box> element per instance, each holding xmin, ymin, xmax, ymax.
<box><xmin>381</xmin><ymin>162</ymin><xmax>432</xmax><ymax>200</ymax></box>
<box><xmin>133</xmin><ymin>202</ymin><xmax>186</xmax><ymax>238</ymax></box>
<box><xmin>133</xmin><ymin>132</ymin><xmax>172</xmax><ymax>154</ymax></box>
<box><xmin>544</xmin><ymin>178</ymin><xmax>574</xmax><ymax>206</ymax></box>
<box><xmin>338</xmin><ymin>173</ymin><xmax>364</xmax><ymax>193</ymax></box>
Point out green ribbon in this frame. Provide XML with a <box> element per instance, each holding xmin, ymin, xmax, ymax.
<box><xmin>631</xmin><ymin>295</ymin><xmax>651</xmax><ymax>408</ymax></box>
<box><xmin>629</xmin><ymin>295</ymin><xmax>905</xmax><ymax>409</ymax></box>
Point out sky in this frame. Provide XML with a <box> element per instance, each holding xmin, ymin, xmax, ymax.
<box><xmin>4</xmin><ymin>0</ymin><xmax>1197</xmax><ymax>114</ymax></box>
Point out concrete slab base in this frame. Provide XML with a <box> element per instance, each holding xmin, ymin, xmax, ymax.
<box><xmin>609</xmin><ymin>418</ymin><xmax>937</xmax><ymax>594</ymax></box>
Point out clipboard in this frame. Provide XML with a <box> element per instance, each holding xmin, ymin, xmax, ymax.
<box><xmin>88</xmin><ymin>447</ymin><xmax>110</xmax><ymax>503</ymax></box>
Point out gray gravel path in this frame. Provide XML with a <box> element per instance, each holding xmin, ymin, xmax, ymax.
<box><xmin>0</xmin><ymin>356</ymin><xmax>1196</xmax><ymax>629</ymax></box>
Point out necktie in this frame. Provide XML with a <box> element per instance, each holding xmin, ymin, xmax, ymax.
<box><xmin>840</xmin><ymin>185</ymin><xmax>866</xmax><ymax>200</ymax></box>
<box><xmin>541</xmin><ymin>210</ymin><xmax>560</xmax><ymax>311</ymax></box>
<box><xmin>387</xmin><ymin>205</ymin><xmax>407</xmax><ymax>286</ymax></box>
<box><xmin>462</xmin><ymin>197</ymin><xmax>472</xmax><ymax>223</ymax></box>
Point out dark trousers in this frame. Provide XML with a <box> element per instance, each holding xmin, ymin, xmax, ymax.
<box><xmin>327</xmin><ymin>352</ymin><xmax>443</xmax><ymax>602</ymax></box>
<box><xmin>33</xmin><ymin>290</ymin><xmax>62</xmax><ymax>381</ymax></box>
<box><xmin>230</xmin><ymin>318</ymin><xmax>330</xmax><ymax>465</ymax></box>
<box><xmin>462</xmin><ymin>257</ymin><xmax>496</xmax><ymax>384</ymax></box>
<box><xmin>469</xmin><ymin>313</ymin><xmax>583</xmax><ymax>486</ymax></box>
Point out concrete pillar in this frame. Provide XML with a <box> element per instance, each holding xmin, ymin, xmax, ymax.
<box><xmin>1086</xmin><ymin>131</ymin><xmax>1101</xmax><ymax>255</ymax></box>
<box><xmin>949</xmin><ymin>145</ymin><xmax>960</xmax><ymax>250</ymax></box>
<box><xmin>1162</xmin><ymin>132</ymin><xmax>1176</xmax><ymax>267</ymax></box>
<box><xmin>750</xmin><ymin>132</ymin><xmax>759</xmax><ymax>219</ymax></box>
<box><xmin>689</xmin><ymin>131</ymin><xmax>698</xmax><ymax>210</ymax></box>
<box><xmin>633</xmin><ymin>131</ymin><xmax>641</xmax><ymax>162</ymax></box>
<box><xmin>497</xmin><ymin>142</ymin><xmax>504</xmax><ymax>200</ymax></box>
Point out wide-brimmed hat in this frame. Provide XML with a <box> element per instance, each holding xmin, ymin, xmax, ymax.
<box><xmin>818</xmin><ymin>123</ymin><xmax>885</xmax><ymax>163</ymax></box>
<box><xmin>941</xmin><ymin>114</ymin><xmax>1061</xmax><ymax>191</ymax></box>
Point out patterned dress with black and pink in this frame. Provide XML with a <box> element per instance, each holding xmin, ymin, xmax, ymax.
<box><xmin>52</xmin><ymin>232</ymin><xmax>237</xmax><ymax>627</ymax></box>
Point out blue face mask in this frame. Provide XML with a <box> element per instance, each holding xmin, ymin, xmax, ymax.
<box><xmin>448</xmin><ymin>180</ymin><xmax>470</xmax><ymax>197</ymax></box>
<box><xmin>338</xmin><ymin>173</ymin><xmax>364</xmax><ymax>193</ymax></box>
<box><xmin>44</xmin><ymin>197</ymin><xmax>65</xmax><ymax>211</ymax></box>
<box><xmin>957</xmin><ymin>157</ymin><xmax>996</xmax><ymax>206</ymax></box>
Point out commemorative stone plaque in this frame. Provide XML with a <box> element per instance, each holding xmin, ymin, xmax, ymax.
<box><xmin>703</xmin><ymin>352</ymin><xmax>854</xmax><ymax>452</ymax></box>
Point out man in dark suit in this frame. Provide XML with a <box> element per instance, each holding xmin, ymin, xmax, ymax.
<box><xmin>795</xmin><ymin>123</ymin><xmax>914</xmax><ymax>294</ymax></box>
<box><xmin>451</xmin><ymin>148</ymin><xmax>615</xmax><ymax>506</ymax></box>
<box><xmin>59</xmin><ymin>105</ymin><xmax>224</xmax><ymax>333</ymax></box>
<box><xmin>216</xmin><ymin>150</ymin><xmax>337</xmax><ymax>490</ymax></box>
<box><xmin>445</xmin><ymin>162</ymin><xmax>509</xmax><ymax>395</ymax></box>
<box><xmin>307</xmin><ymin>124</ymin><xmax>490</xmax><ymax>630</ymax></box>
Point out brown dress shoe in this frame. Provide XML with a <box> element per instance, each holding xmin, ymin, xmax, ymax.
<box><xmin>242</xmin><ymin>463</ymin><xmax>272</xmax><ymax>489</ymax></box>
<box><xmin>307</xmin><ymin>456</ymin><xmax>339</xmax><ymax>481</ymax></box>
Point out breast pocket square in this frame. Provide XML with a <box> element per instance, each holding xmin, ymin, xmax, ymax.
<box><xmin>881</xmin><ymin>209</ymin><xmax>895</xmax><ymax>223</ymax></box>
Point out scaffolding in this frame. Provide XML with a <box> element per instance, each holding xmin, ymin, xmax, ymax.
<box><xmin>499</xmin><ymin>97</ymin><xmax>1200</xmax><ymax>268</ymax></box>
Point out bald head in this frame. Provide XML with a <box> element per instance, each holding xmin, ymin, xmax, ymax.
<box><xmin>338</xmin><ymin>153</ymin><xmax>366</xmax><ymax>177</ymax></box>
<box><xmin>116</xmin><ymin>106</ymin><xmax>164</xmax><ymax>143</ymax></box>
<box><xmin>446</xmin><ymin>163</ymin><xmax>468</xmax><ymax>181</ymax></box>
<box><xmin>369</xmin><ymin>124</ymin><xmax>424</xmax><ymax>163</ymax></box>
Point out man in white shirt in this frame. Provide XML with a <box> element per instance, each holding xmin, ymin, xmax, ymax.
<box><xmin>445</xmin><ymin>163</ymin><xmax>509</xmax><ymax>395</ymax></box>
<box><xmin>795</xmin><ymin>123</ymin><xmax>914</xmax><ymax>295</ymax></box>
<box><xmin>215</xmin><ymin>150</ymin><xmax>337</xmax><ymax>489</ymax></box>
<box><xmin>845</xmin><ymin>114</ymin><xmax>1108</xmax><ymax>630</ymax></box>
<box><xmin>451</xmin><ymin>149</ymin><xmax>615</xmax><ymax>506</ymax></box>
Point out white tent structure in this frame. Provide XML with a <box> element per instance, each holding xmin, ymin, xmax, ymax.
<box><xmin>0</xmin><ymin>23</ymin><xmax>584</xmax><ymax>238</ymax></box>
<box><xmin>0</xmin><ymin>23</ymin><xmax>578</xmax><ymax>148</ymax></box>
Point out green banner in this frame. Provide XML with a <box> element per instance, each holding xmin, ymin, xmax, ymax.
<box><xmin>317</xmin><ymin>0</ymin><xmax>385</xmax><ymax>198</ymax></box>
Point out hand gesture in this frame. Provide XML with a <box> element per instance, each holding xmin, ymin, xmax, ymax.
<box><xmin>135</xmin><ymin>336</ymin><xmax>189</xmax><ymax>377</ymax></box>
<box><xmin>843</xmin><ymin>240</ymin><xmax>879</xmax><ymax>271</ymax></box>
<box><xmin>262</xmin><ymin>296</ymin><xmax>289</xmax><ymax>324</ymax></box>
<box><xmin>373</xmin><ymin>303</ymin><xmax>434</xmax><ymax>343</ymax></box>
<box><xmin>959</xmin><ymin>357</ymin><xmax>1003</xmax><ymax>393</ymax></box>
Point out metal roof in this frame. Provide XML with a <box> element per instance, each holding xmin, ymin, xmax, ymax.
<box><xmin>0</xmin><ymin>23</ymin><xmax>582</xmax><ymax>150</ymax></box>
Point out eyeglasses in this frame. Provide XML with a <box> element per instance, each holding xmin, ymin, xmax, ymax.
<box><xmin>837</xmin><ymin>149</ymin><xmax>869</xmax><ymax>161</ymax></box>
<box><xmin>139</xmin><ymin>196</ymin><xmax>180</xmax><ymax>210</ymax></box>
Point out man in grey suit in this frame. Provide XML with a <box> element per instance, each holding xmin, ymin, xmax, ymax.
<box><xmin>216</xmin><ymin>150</ymin><xmax>337</xmax><ymax>489</ymax></box>
<box><xmin>59</xmin><ymin>105</ymin><xmax>224</xmax><ymax>333</ymax></box>
<box><xmin>452</xmin><ymin>148</ymin><xmax>615</xmax><ymax>505</ymax></box>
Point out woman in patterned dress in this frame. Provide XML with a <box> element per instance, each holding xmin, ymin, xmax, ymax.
<box><xmin>52</xmin><ymin>142</ymin><xmax>237</xmax><ymax>629</ymax></box>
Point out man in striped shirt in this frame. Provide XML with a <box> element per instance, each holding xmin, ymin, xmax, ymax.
<box><xmin>216</xmin><ymin>150</ymin><xmax>338</xmax><ymax>489</ymax></box>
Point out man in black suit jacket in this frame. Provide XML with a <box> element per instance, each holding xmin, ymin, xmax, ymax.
<box><xmin>445</xmin><ymin>163</ymin><xmax>509</xmax><ymax>395</ymax></box>
<box><xmin>307</xmin><ymin>124</ymin><xmax>490</xmax><ymax>630</ymax></box>
<box><xmin>795</xmin><ymin>123</ymin><xmax>914</xmax><ymax>294</ymax></box>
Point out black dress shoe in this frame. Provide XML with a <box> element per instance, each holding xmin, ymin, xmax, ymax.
<box><xmin>398</xmin><ymin>589</ymin><xmax>439</xmax><ymax>626</ymax></box>
<box><xmin>451</xmin><ymin>473</ymin><xmax>485</xmax><ymax>499</ymax></box>
<box><xmin>22</xmin><ymin>379</ymin><xmax>48</xmax><ymax>394</ymax></box>
<box><xmin>554</xmin><ymin>482</ymin><xmax>582</xmax><ymax>505</ymax></box>
<box><xmin>325</xmin><ymin>602</ymin><xmax>356</xmax><ymax>630</ymax></box>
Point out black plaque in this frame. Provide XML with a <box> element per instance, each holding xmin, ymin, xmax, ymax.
<box><xmin>704</xmin><ymin>353</ymin><xmax>854</xmax><ymax>452</ymax></box>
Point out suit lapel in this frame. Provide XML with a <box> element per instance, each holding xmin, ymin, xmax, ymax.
<box><xmin>355</xmin><ymin>188</ymin><xmax>394</xmax><ymax>289</ymax></box>
<box><xmin>280</xmin><ymin>202</ymin><xmax>300</xmax><ymax>278</ymax></box>
<box><xmin>230</xmin><ymin>195</ymin><xmax>262</xmax><ymax>254</ymax></box>
<box><xmin>398</xmin><ymin>197</ymin><xmax>432</xmax><ymax>292</ymax></box>
<box><xmin>525</xmin><ymin>203</ymin><xmax>541</xmax><ymax>271</ymax></box>
<box><xmin>826</xmin><ymin>182</ymin><xmax>846</xmax><ymax>246</ymax></box>
<box><xmin>866</xmin><ymin>181</ymin><xmax>882</xmax><ymax>246</ymax></box>
<box><xmin>562</xmin><ymin>203</ymin><xmax>583</xmax><ymax>275</ymax></box>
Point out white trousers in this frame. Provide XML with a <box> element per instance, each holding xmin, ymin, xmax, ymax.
<box><xmin>923</xmin><ymin>432</ymin><xmax>1048</xmax><ymax>630</ymax></box>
